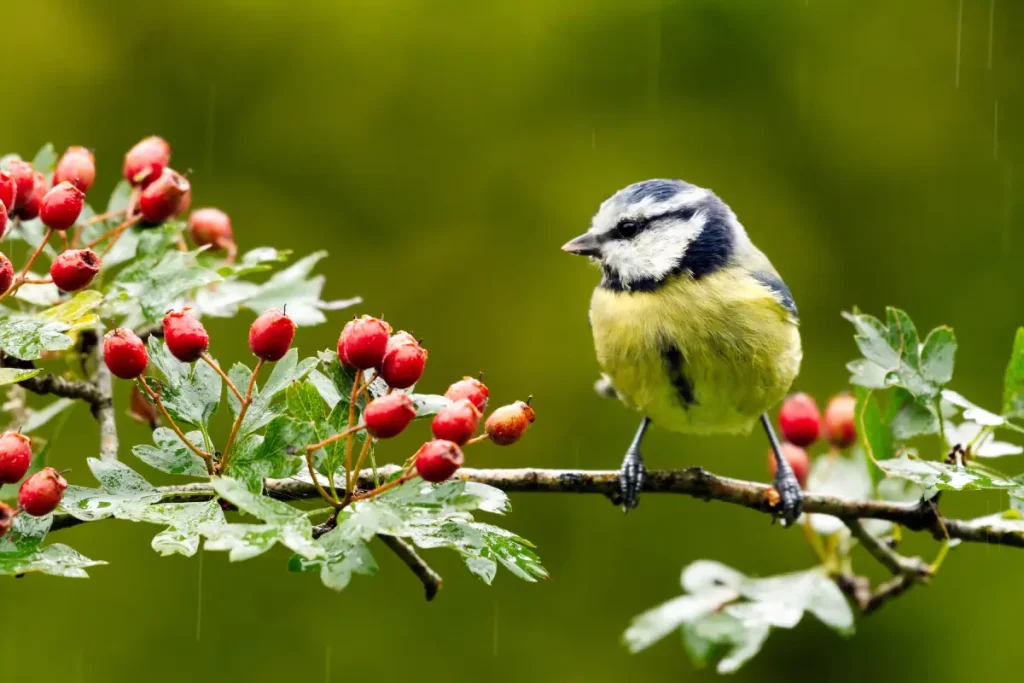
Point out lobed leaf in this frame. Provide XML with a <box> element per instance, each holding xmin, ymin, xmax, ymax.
<box><xmin>0</xmin><ymin>291</ymin><xmax>102</xmax><ymax>360</ymax></box>
<box><xmin>132</xmin><ymin>427</ymin><xmax>210</xmax><ymax>476</ymax></box>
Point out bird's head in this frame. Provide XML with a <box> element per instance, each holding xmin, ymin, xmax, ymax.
<box><xmin>562</xmin><ymin>179</ymin><xmax>738</xmax><ymax>292</ymax></box>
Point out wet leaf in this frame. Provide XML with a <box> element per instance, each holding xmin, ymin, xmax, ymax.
<box><xmin>240</xmin><ymin>251</ymin><xmax>361</xmax><ymax>326</ymax></box>
<box><xmin>288</xmin><ymin>527</ymin><xmax>378</xmax><ymax>592</ymax></box>
<box><xmin>1004</xmin><ymin>328</ymin><xmax>1024</xmax><ymax>418</ymax></box>
<box><xmin>0</xmin><ymin>291</ymin><xmax>103</xmax><ymax>360</ymax></box>
<box><xmin>107</xmin><ymin>248</ymin><xmax>222</xmax><ymax>323</ymax></box>
<box><xmin>132</xmin><ymin>427</ymin><xmax>210</xmax><ymax>476</ymax></box>
<box><xmin>143</xmin><ymin>337</ymin><xmax>221</xmax><ymax>428</ymax></box>
<box><xmin>202</xmin><ymin>477</ymin><xmax>323</xmax><ymax>560</ymax></box>
<box><xmin>58</xmin><ymin>458</ymin><xmax>162</xmax><ymax>522</ymax></box>
<box><xmin>228</xmin><ymin>416</ymin><xmax>312</xmax><ymax>493</ymax></box>
<box><xmin>140</xmin><ymin>500</ymin><xmax>225</xmax><ymax>557</ymax></box>
<box><xmin>0</xmin><ymin>367</ymin><xmax>42</xmax><ymax>386</ymax></box>
<box><xmin>877</xmin><ymin>455</ymin><xmax>1019</xmax><ymax>492</ymax></box>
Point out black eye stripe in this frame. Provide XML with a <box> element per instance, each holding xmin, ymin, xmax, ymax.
<box><xmin>613</xmin><ymin>207</ymin><xmax>697</xmax><ymax>240</ymax></box>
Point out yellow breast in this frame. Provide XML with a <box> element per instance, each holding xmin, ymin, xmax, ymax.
<box><xmin>588</xmin><ymin>268</ymin><xmax>802</xmax><ymax>435</ymax></box>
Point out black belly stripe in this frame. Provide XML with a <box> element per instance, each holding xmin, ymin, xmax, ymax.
<box><xmin>661</xmin><ymin>344</ymin><xmax>696</xmax><ymax>407</ymax></box>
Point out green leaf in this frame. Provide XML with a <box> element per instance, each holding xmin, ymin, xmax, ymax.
<box><xmin>240</xmin><ymin>251</ymin><xmax>361</xmax><ymax>326</ymax></box>
<box><xmin>139</xmin><ymin>500</ymin><xmax>225</xmax><ymax>557</ymax></box>
<box><xmin>945</xmin><ymin>421</ymin><xmax>1022</xmax><ymax>457</ymax></box>
<box><xmin>843</xmin><ymin>308</ymin><xmax>952</xmax><ymax>400</ymax></box>
<box><xmin>877</xmin><ymin>455</ymin><xmax>1019</xmax><ymax>492</ymax></box>
<box><xmin>143</xmin><ymin>337</ymin><xmax>221</xmax><ymax>428</ymax></box>
<box><xmin>228</xmin><ymin>416</ymin><xmax>313</xmax><ymax>493</ymax></box>
<box><xmin>413</xmin><ymin>521</ymin><xmax>547</xmax><ymax>584</ymax></box>
<box><xmin>58</xmin><ymin>458</ymin><xmax>162</xmax><ymax>522</ymax></box>
<box><xmin>625</xmin><ymin>561</ymin><xmax>852</xmax><ymax>672</ymax></box>
<box><xmin>234</xmin><ymin>349</ymin><xmax>318</xmax><ymax>436</ymax></box>
<box><xmin>289</xmin><ymin>528</ymin><xmax>378</xmax><ymax>592</ymax></box>
<box><xmin>31</xmin><ymin>143</ymin><xmax>57</xmax><ymax>174</ymax></box>
<box><xmin>202</xmin><ymin>477</ymin><xmax>323</xmax><ymax>560</ymax></box>
<box><xmin>132</xmin><ymin>427</ymin><xmax>209</xmax><ymax>476</ymax></box>
<box><xmin>941</xmin><ymin>390</ymin><xmax>1004</xmax><ymax>427</ymax></box>
<box><xmin>805</xmin><ymin>449</ymin><xmax>874</xmax><ymax>535</ymax></box>
<box><xmin>215</xmin><ymin>247</ymin><xmax>292</xmax><ymax>277</ymax></box>
<box><xmin>410</xmin><ymin>394</ymin><xmax>454</xmax><ymax>418</ymax></box>
<box><xmin>0</xmin><ymin>539</ymin><xmax>106</xmax><ymax>578</ymax></box>
<box><xmin>106</xmin><ymin>248</ymin><xmax>222</xmax><ymax>323</ymax></box>
<box><xmin>0</xmin><ymin>291</ymin><xmax>103</xmax><ymax>360</ymax></box>
<box><xmin>855</xmin><ymin>388</ymin><xmax>891</xmax><ymax>485</ymax></box>
<box><xmin>920</xmin><ymin>326</ymin><xmax>956</xmax><ymax>386</ymax></box>
<box><xmin>307</xmin><ymin>369</ymin><xmax>342</xmax><ymax>409</ymax></box>
<box><xmin>0</xmin><ymin>367</ymin><xmax>42</xmax><ymax>386</ymax></box>
<box><xmin>888</xmin><ymin>388</ymin><xmax>939</xmax><ymax>440</ymax></box>
<box><xmin>1004</xmin><ymin>328</ymin><xmax>1024</xmax><ymax>418</ymax></box>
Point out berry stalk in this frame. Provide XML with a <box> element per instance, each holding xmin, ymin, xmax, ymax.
<box><xmin>218</xmin><ymin>360</ymin><xmax>263</xmax><ymax>473</ymax></box>
<box><xmin>0</xmin><ymin>228</ymin><xmax>54</xmax><ymax>302</ymax></box>
<box><xmin>138</xmin><ymin>377</ymin><xmax>215</xmax><ymax>474</ymax></box>
<box><xmin>199</xmin><ymin>352</ymin><xmax>243</xmax><ymax>402</ymax></box>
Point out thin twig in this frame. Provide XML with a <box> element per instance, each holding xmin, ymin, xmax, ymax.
<box><xmin>199</xmin><ymin>352</ymin><xmax>243</xmax><ymax>402</ymax></box>
<box><xmin>344</xmin><ymin>373</ymin><xmax>363</xmax><ymax>494</ymax></box>
<box><xmin>138</xmin><ymin>377</ymin><xmax>214</xmax><ymax>474</ymax></box>
<box><xmin>91</xmin><ymin>330</ymin><xmax>118</xmax><ymax>462</ymax></box>
<box><xmin>82</xmin><ymin>208</ymin><xmax>126</xmax><ymax>226</ymax></box>
<box><xmin>1</xmin><ymin>357</ymin><xmax>106</xmax><ymax>406</ymax></box>
<box><xmin>219</xmin><ymin>360</ymin><xmax>262</xmax><ymax>473</ymax></box>
<box><xmin>98</xmin><ymin>215</ymin><xmax>143</xmax><ymax>256</ymax></box>
<box><xmin>846</xmin><ymin>519</ymin><xmax>932</xmax><ymax>578</ymax></box>
<box><xmin>376</xmin><ymin>534</ymin><xmax>442</xmax><ymax>601</ymax></box>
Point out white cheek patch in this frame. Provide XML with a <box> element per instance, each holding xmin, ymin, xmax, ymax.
<box><xmin>602</xmin><ymin>219</ymin><xmax>703</xmax><ymax>287</ymax></box>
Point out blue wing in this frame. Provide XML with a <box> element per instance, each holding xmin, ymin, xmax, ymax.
<box><xmin>751</xmin><ymin>271</ymin><xmax>798</xmax><ymax>321</ymax></box>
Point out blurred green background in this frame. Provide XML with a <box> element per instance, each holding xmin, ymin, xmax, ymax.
<box><xmin>3</xmin><ymin>0</ymin><xmax>1023</xmax><ymax>681</ymax></box>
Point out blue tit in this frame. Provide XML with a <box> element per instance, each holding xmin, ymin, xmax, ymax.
<box><xmin>562</xmin><ymin>179</ymin><xmax>804</xmax><ymax>525</ymax></box>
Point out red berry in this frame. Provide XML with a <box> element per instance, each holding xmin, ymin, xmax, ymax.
<box><xmin>0</xmin><ymin>431</ymin><xmax>32</xmax><ymax>484</ymax></box>
<box><xmin>778</xmin><ymin>393</ymin><xmax>821</xmax><ymax>447</ymax></box>
<box><xmin>0</xmin><ymin>501</ymin><xmax>13</xmax><ymax>538</ymax></box>
<box><xmin>18</xmin><ymin>467</ymin><xmax>68</xmax><ymax>517</ymax></box>
<box><xmin>431</xmin><ymin>398</ymin><xmax>481</xmax><ymax>445</ymax></box>
<box><xmin>0</xmin><ymin>253</ymin><xmax>12</xmax><ymax>294</ymax></box>
<box><xmin>139</xmin><ymin>168</ymin><xmax>190</xmax><ymax>225</ymax></box>
<box><xmin>7</xmin><ymin>160</ymin><xmax>35</xmax><ymax>210</ymax></box>
<box><xmin>414</xmin><ymin>440</ymin><xmax>465</xmax><ymax>483</ymax></box>
<box><xmin>15</xmin><ymin>172</ymin><xmax>46</xmax><ymax>220</ymax></box>
<box><xmin>49</xmin><ymin>248</ymin><xmax>101</xmax><ymax>292</ymax></box>
<box><xmin>53</xmin><ymin>146</ymin><xmax>96</xmax><ymax>193</ymax></box>
<box><xmin>337</xmin><ymin>316</ymin><xmax>392</xmax><ymax>370</ymax></box>
<box><xmin>248</xmin><ymin>308</ymin><xmax>295</xmax><ymax>362</ymax></box>
<box><xmin>163</xmin><ymin>308</ymin><xmax>210</xmax><ymax>362</ymax></box>
<box><xmin>123</xmin><ymin>135</ymin><xmax>170</xmax><ymax>185</ymax></box>
<box><xmin>444</xmin><ymin>377</ymin><xmax>490</xmax><ymax>413</ymax></box>
<box><xmin>484</xmin><ymin>401</ymin><xmax>536</xmax><ymax>445</ymax></box>
<box><xmin>0</xmin><ymin>201</ymin><xmax>7</xmax><ymax>241</ymax></box>
<box><xmin>103</xmin><ymin>328</ymin><xmax>149</xmax><ymax>379</ymax></box>
<box><xmin>0</xmin><ymin>170</ymin><xmax>15</xmax><ymax>211</ymax></box>
<box><xmin>767</xmin><ymin>443</ymin><xmax>810</xmax><ymax>489</ymax></box>
<box><xmin>364</xmin><ymin>393</ymin><xmax>417</xmax><ymax>438</ymax></box>
<box><xmin>40</xmin><ymin>181</ymin><xmax>87</xmax><ymax>231</ymax></box>
<box><xmin>824</xmin><ymin>393</ymin><xmax>858</xmax><ymax>449</ymax></box>
<box><xmin>188</xmin><ymin>208</ymin><xmax>234</xmax><ymax>249</ymax></box>
<box><xmin>380</xmin><ymin>333</ymin><xmax>427</xmax><ymax>389</ymax></box>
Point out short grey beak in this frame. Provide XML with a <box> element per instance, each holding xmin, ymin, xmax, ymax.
<box><xmin>561</xmin><ymin>232</ymin><xmax>601</xmax><ymax>257</ymax></box>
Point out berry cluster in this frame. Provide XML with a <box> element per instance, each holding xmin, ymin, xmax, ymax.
<box><xmin>0</xmin><ymin>136</ymin><xmax>236</xmax><ymax>301</ymax></box>
<box><xmin>0</xmin><ymin>430</ymin><xmax>68</xmax><ymax>535</ymax></box>
<box><xmin>96</xmin><ymin>309</ymin><xmax>534</xmax><ymax>514</ymax></box>
<box><xmin>769</xmin><ymin>392</ymin><xmax>857</xmax><ymax>487</ymax></box>
<box><xmin>336</xmin><ymin>315</ymin><xmax>534</xmax><ymax>486</ymax></box>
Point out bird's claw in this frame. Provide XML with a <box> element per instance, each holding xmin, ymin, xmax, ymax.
<box><xmin>618</xmin><ymin>447</ymin><xmax>646</xmax><ymax>512</ymax></box>
<box><xmin>772</xmin><ymin>467</ymin><xmax>803</xmax><ymax>527</ymax></box>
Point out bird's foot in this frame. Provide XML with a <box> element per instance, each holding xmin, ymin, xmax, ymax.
<box><xmin>618</xmin><ymin>446</ymin><xmax>646</xmax><ymax>512</ymax></box>
<box><xmin>772</xmin><ymin>467</ymin><xmax>803</xmax><ymax>527</ymax></box>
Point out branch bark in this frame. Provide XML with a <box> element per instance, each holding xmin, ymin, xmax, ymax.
<box><xmin>1</xmin><ymin>356</ymin><xmax>106</xmax><ymax>405</ymax></box>
<box><xmin>90</xmin><ymin>332</ymin><xmax>118</xmax><ymax>462</ymax></box>
<box><xmin>48</xmin><ymin>465</ymin><xmax>1024</xmax><ymax>550</ymax></box>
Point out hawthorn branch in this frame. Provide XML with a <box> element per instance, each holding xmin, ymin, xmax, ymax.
<box><xmin>48</xmin><ymin>466</ymin><xmax>1024</xmax><ymax>551</ymax></box>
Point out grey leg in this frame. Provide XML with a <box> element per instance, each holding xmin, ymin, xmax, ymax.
<box><xmin>618</xmin><ymin>417</ymin><xmax>650</xmax><ymax>512</ymax></box>
<box><xmin>761</xmin><ymin>413</ymin><xmax>803</xmax><ymax>526</ymax></box>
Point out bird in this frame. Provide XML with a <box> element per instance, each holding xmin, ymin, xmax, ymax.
<box><xmin>562</xmin><ymin>179</ymin><xmax>804</xmax><ymax>525</ymax></box>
